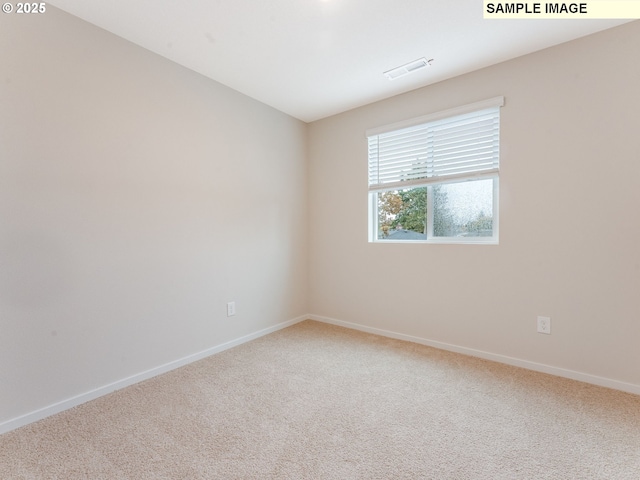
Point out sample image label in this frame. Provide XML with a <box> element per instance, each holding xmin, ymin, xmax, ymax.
<box><xmin>484</xmin><ymin>1</ymin><xmax>640</xmax><ymax>18</ymax></box>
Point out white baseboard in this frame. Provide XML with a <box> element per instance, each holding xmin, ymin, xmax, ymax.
<box><xmin>0</xmin><ymin>315</ymin><xmax>307</xmax><ymax>436</ymax></box>
<box><xmin>4</xmin><ymin>313</ymin><xmax>637</xmax><ymax>436</ymax></box>
<box><xmin>308</xmin><ymin>314</ymin><xmax>640</xmax><ymax>396</ymax></box>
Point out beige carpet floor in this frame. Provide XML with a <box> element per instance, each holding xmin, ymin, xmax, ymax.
<box><xmin>1</xmin><ymin>320</ymin><xmax>639</xmax><ymax>479</ymax></box>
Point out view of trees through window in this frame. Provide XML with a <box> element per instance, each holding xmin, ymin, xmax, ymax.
<box><xmin>377</xmin><ymin>179</ymin><xmax>494</xmax><ymax>240</ymax></box>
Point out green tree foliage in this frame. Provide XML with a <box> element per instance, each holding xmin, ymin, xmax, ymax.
<box><xmin>378</xmin><ymin>192</ymin><xmax>403</xmax><ymax>224</ymax></box>
<box><xmin>378</xmin><ymin>186</ymin><xmax>454</xmax><ymax>237</ymax></box>
<box><xmin>378</xmin><ymin>188</ymin><xmax>426</xmax><ymax>235</ymax></box>
<box><xmin>396</xmin><ymin>188</ymin><xmax>427</xmax><ymax>233</ymax></box>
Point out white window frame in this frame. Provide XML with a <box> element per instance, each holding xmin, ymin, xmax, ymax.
<box><xmin>367</xmin><ymin>97</ymin><xmax>504</xmax><ymax>244</ymax></box>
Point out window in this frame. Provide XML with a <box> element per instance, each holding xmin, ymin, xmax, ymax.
<box><xmin>367</xmin><ymin>97</ymin><xmax>503</xmax><ymax>243</ymax></box>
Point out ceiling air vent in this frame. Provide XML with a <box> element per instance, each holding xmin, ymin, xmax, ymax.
<box><xmin>384</xmin><ymin>58</ymin><xmax>433</xmax><ymax>80</ymax></box>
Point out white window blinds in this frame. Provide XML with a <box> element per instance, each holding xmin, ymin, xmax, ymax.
<box><xmin>367</xmin><ymin>97</ymin><xmax>503</xmax><ymax>192</ymax></box>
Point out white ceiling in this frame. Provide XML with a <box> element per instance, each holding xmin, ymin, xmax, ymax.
<box><xmin>47</xmin><ymin>0</ymin><xmax>630</xmax><ymax>123</ymax></box>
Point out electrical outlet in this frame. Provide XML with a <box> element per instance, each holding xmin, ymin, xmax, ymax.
<box><xmin>227</xmin><ymin>301</ymin><xmax>236</xmax><ymax>317</ymax></box>
<box><xmin>537</xmin><ymin>316</ymin><xmax>551</xmax><ymax>334</ymax></box>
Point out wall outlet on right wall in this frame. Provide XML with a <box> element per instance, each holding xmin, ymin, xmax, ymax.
<box><xmin>537</xmin><ymin>316</ymin><xmax>551</xmax><ymax>334</ymax></box>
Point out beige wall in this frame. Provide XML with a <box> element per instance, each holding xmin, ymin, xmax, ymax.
<box><xmin>0</xmin><ymin>8</ymin><xmax>308</xmax><ymax>424</ymax></box>
<box><xmin>308</xmin><ymin>21</ymin><xmax>640</xmax><ymax>387</ymax></box>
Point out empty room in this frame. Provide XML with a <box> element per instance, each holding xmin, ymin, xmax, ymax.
<box><xmin>1</xmin><ymin>1</ymin><xmax>639</xmax><ymax>478</ymax></box>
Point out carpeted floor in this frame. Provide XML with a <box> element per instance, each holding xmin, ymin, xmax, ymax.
<box><xmin>1</xmin><ymin>320</ymin><xmax>639</xmax><ymax>479</ymax></box>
